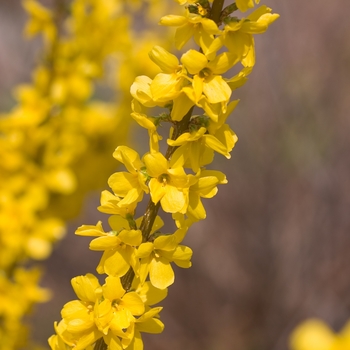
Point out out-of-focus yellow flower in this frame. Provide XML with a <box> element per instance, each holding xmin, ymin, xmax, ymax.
<box><xmin>23</xmin><ymin>0</ymin><xmax>57</xmax><ymax>43</ymax></box>
<box><xmin>290</xmin><ymin>319</ymin><xmax>350</xmax><ymax>350</ymax></box>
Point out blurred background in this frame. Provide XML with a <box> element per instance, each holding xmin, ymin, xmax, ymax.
<box><xmin>1</xmin><ymin>0</ymin><xmax>349</xmax><ymax>349</ymax></box>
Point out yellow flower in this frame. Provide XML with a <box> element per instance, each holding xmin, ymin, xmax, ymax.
<box><xmin>181</xmin><ymin>50</ymin><xmax>237</xmax><ymax>105</ymax></box>
<box><xmin>23</xmin><ymin>0</ymin><xmax>57</xmax><ymax>43</ymax></box>
<box><xmin>289</xmin><ymin>319</ymin><xmax>350</xmax><ymax>350</ymax></box>
<box><xmin>137</xmin><ymin>228</ymin><xmax>192</xmax><ymax>289</ymax></box>
<box><xmin>143</xmin><ymin>152</ymin><xmax>191</xmax><ymax>213</ymax></box>
<box><xmin>57</xmin><ymin>274</ymin><xmax>103</xmax><ymax>349</ymax></box>
<box><xmin>76</xmin><ymin>218</ymin><xmax>142</xmax><ymax>277</ymax></box>
<box><xmin>108</xmin><ymin>146</ymin><xmax>149</xmax><ymax>207</ymax></box>
<box><xmin>148</xmin><ymin>46</ymin><xmax>190</xmax><ymax>109</ymax></box>
<box><xmin>130</xmin><ymin>75</ymin><xmax>160</xmax><ymax>108</ymax></box>
<box><xmin>187</xmin><ymin>170</ymin><xmax>227</xmax><ymax>221</ymax></box>
<box><xmin>96</xmin><ymin>276</ymin><xmax>145</xmax><ymax>348</ymax></box>
<box><xmin>169</xmin><ymin>122</ymin><xmax>238</xmax><ymax>172</ymax></box>
<box><xmin>217</xmin><ymin>6</ymin><xmax>280</xmax><ymax>67</ymax></box>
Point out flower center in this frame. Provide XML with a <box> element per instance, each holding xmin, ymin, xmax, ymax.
<box><xmin>199</xmin><ymin>67</ymin><xmax>211</xmax><ymax>79</ymax></box>
<box><xmin>158</xmin><ymin>173</ymin><xmax>170</xmax><ymax>187</ymax></box>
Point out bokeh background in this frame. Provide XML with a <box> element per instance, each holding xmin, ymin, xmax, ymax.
<box><xmin>1</xmin><ymin>0</ymin><xmax>349</xmax><ymax>349</ymax></box>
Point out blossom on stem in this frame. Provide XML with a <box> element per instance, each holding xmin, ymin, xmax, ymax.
<box><xmin>52</xmin><ymin>274</ymin><xmax>103</xmax><ymax>349</ymax></box>
<box><xmin>143</xmin><ymin>152</ymin><xmax>193</xmax><ymax>213</ymax></box>
<box><xmin>187</xmin><ymin>169</ymin><xmax>227</xmax><ymax>221</ymax></box>
<box><xmin>76</xmin><ymin>217</ymin><xmax>141</xmax><ymax>278</ymax></box>
<box><xmin>211</xmin><ymin>5</ymin><xmax>280</xmax><ymax>67</ymax></box>
<box><xmin>181</xmin><ymin>49</ymin><xmax>237</xmax><ymax>105</ymax></box>
<box><xmin>137</xmin><ymin>228</ymin><xmax>192</xmax><ymax>289</ymax></box>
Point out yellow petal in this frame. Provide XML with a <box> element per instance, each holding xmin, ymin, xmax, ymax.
<box><xmin>71</xmin><ymin>274</ymin><xmax>101</xmax><ymax>303</ymax></box>
<box><xmin>118</xmin><ymin>229</ymin><xmax>142</xmax><ymax>246</ymax></box>
<box><xmin>161</xmin><ymin>185</ymin><xmax>186</xmax><ymax>214</ymax></box>
<box><xmin>175</xmin><ymin>23</ymin><xmax>195</xmax><ymax>50</ymax></box>
<box><xmin>150</xmin><ymin>73</ymin><xmax>182</xmax><ymax>101</ymax></box>
<box><xmin>137</xmin><ymin>318</ymin><xmax>164</xmax><ymax>334</ymax></box>
<box><xmin>154</xmin><ymin>234</ymin><xmax>177</xmax><ymax>251</ymax></box>
<box><xmin>121</xmin><ymin>292</ymin><xmax>145</xmax><ymax>316</ymax></box>
<box><xmin>159</xmin><ymin>15</ymin><xmax>187</xmax><ymax>26</ymax></box>
<box><xmin>171</xmin><ymin>93</ymin><xmax>194</xmax><ymax>122</ymax></box>
<box><xmin>193</xmin><ymin>75</ymin><xmax>204</xmax><ymax>103</ymax></box>
<box><xmin>181</xmin><ymin>50</ymin><xmax>208</xmax><ymax>75</ymax></box>
<box><xmin>113</xmin><ymin>146</ymin><xmax>142</xmax><ymax>174</ymax></box>
<box><xmin>143</xmin><ymin>152</ymin><xmax>168</xmax><ymax>177</ymax></box>
<box><xmin>108</xmin><ymin>172</ymin><xmax>138</xmax><ymax>197</ymax></box>
<box><xmin>200</xmin><ymin>18</ymin><xmax>220</xmax><ymax>35</ymax></box>
<box><xmin>203</xmin><ymin>76</ymin><xmax>231</xmax><ymax>103</ymax></box>
<box><xmin>103</xmin><ymin>276</ymin><xmax>125</xmax><ymax>301</ymax></box>
<box><xmin>103</xmin><ymin>249</ymin><xmax>131</xmax><ymax>277</ymax></box>
<box><xmin>108</xmin><ymin>215</ymin><xmax>129</xmax><ymax>231</ymax></box>
<box><xmin>90</xmin><ymin>236</ymin><xmax>120</xmax><ymax>251</ymax></box>
<box><xmin>187</xmin><ymin>192</ymin><xmax>206</xmax><ymax>221</ymax></box>
<box><xmin>137</xmin><ymin>243</ymin><xmax>154</xmax><ymax>258</ymax></box>
<box><xmin>208</xmin><ymin>52</ymin><xmax>239</xmax><ymax>75</ymax></box>
<box><xmin>75</xmin><ymin>222</ymin><xmax>105</xmax><ymax>237</ymax></box>
<box><xmin>149</xmin><ymin>46</ymin><xmax>180</xmax><ymax>73</ymax></box>
<box><xmin>149</xmin><ymin>257</ymin><xmax>174</xmax><ymax>289</ymax></box>
<box><xmin>136</xmin><ymin>282</ymin><xmax>168</xmax><ymax>306</ymax></box>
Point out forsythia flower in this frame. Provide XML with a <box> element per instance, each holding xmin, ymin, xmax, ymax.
<box><xmin>55</xmin><ymin>274</ymin><xmax>103</xmax><ymax>349</ymax></box>
<box><xmin>169</xmin><ymin>118</ymin><xmax>238</xmax><ymax>172</ymax></box>
<box><xmin>181</xmin><ymin>49</ymin><xmax>236</xmax><ymax>105</ymax></box>
<box><xmin>108</xmin><ymin>146</ymin><xmax>149</xmax><ymax>207</ymax></box>
<box><xmin>76</xmin><ymin>219</ymin><xmax>142</xmax><ymax>277</ymax></box>
<box><xmin>50</xmin><ymin>274</ymin><xmax>165</xmax><ymax>349</ymax></box>
<box><xmin>23</xmin><ymin>0</ymin><xmax>57</xmax><ymax>43</ymax></box>
<box><xmin>137</xmin><ymin>228</ymin><xmax>192</xmax><ymax>289</ymax></box>
<box><xmin>186</xmin><ymin>170</ymin><xmax>228</xmax><ymax>222</ymax></box>
<box><xmin>219</xmin><ymin>6</ymin><xmax>280</xmax><ymax>67</ymax></box>
<box><xmin>143</xmin><ymin>152</ymin><xmax>192</xmax><ymax>213</ymax></box>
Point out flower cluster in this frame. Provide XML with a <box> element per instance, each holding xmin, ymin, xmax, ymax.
<box><xmin>50</xmin><ymin>0</ymin><xmax>278</xmax><ymax>349</ymax></box>
<box><xmin>0</xmin><ymin>0</ymin><xmax>172</xmax><ymax>348</ymax></box>
<box><xmin>49</xmin><ymin>274</ymin><xmax>166</xmax><ymax>350</ymax></box>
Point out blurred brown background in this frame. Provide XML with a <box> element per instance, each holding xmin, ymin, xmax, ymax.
<box><xmin>1</xmin><ymin>0</ymin><xmax>350</xmax><ymax>349</ymax></box>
